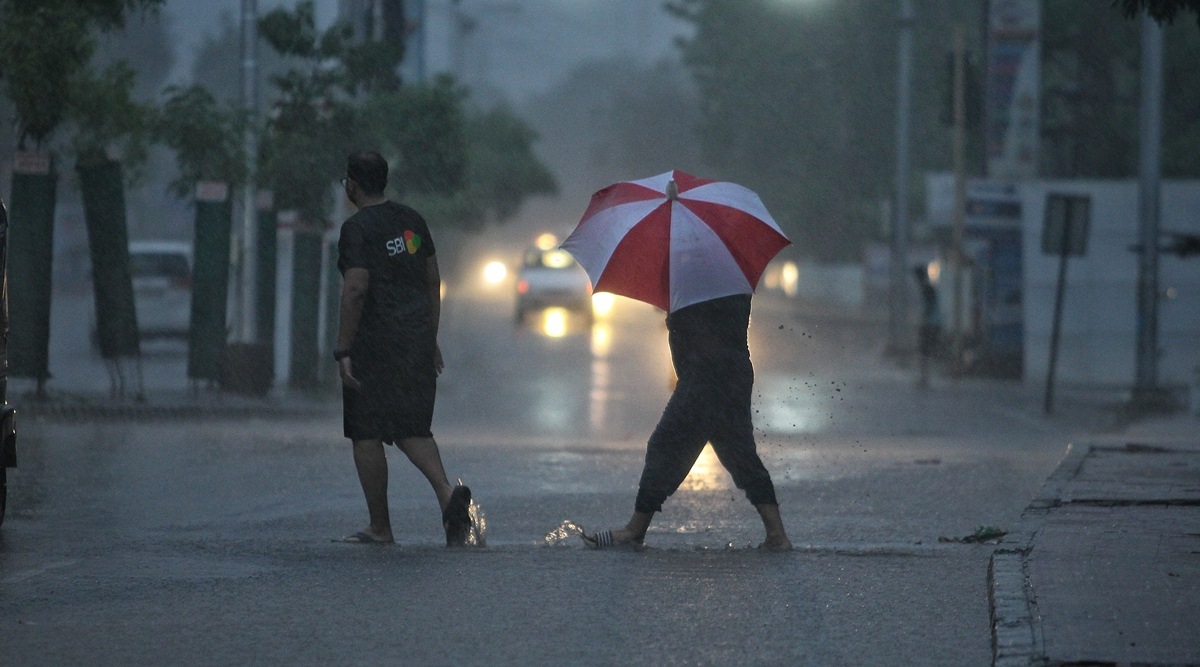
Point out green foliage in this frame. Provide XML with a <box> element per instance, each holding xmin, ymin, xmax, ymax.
<box><xmin>0</xmin><ymin>0</ymin><xmax>163</xmax><ymax>146</ymax></box>
<box><xmin>462</xmin><ymin>105</ymin><xmax>557</xmax><ymax>223</ymax></box>
<box><xmin>254</xmin><ymin>1</ymin><xmax>553</xmax><ymax>229</ymax></box>
<box><xmin>154</xmin><ymin>85</ymin><xmax>247</xmax><ymax>199</ymax></box>
<box><xmin>0</xmin><ymin>3</ymin><xmax>92</xmax><ymax>146</ymax></box>
<box><xmin>256</xmin><ymin>2</ymin><xmax>359</xmax><ymax>221</ymax></box>
<box><xmin>66</xmin><ymin>61</ymin><xmax>153</xmax><ymax>175</ymax></box>
<box><xmin>403</xmin><ymin>101</ymin><xmax>561</xmax><ymax>232</ymax></box>
<box><xmin>667</xmin><ymin>0</ymin><xmax>931</xmax><ymax>262</ymax></box>
<box><xmin>360</xmin><ymin>77</ymin><xmax>468</xmax><ymax>197</ymax></box>
<box><xmin>1042</xmin><ymin>1</ymin><xmax>1200</xmax><ymax>178</ymax></box>
<box><xmin>1115</xmin><ymin>0</ymin><xmax>1200</xmax><ymax>27</ymax></box>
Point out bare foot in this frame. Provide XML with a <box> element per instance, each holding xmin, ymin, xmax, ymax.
<box><xmin>758</xmin><ymin>536</ymin><xmax>793</xmax><ymax>552</ymax></box>
<box><xmin>334</xmin><ymin>529</ymin><xmax>394</xmax><ymax>544</ymax></box>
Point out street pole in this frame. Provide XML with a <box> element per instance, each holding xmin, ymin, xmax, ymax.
<box><xmin>414</xmin><ymin>0</ymin><xmax>427</xmax><ymax>83</ymax></box>
<box><xmin>1133</xmin><ymin>13</ymin><xmax>1164</xmax><ymax>409</ymax></box>
<box><xmin>239</xmin><ymin>0</ymin><xmax>259</xmax><ymax>343</ymax></box>
<box><xmin>888</xmin><ymin>0</ymin><xmax>914</xmax><ymax>356</ymax></box>
<box><xmin>951</xmin><ymin>24</ymin><xmax>967</xmax><ymax>371</ymax></box>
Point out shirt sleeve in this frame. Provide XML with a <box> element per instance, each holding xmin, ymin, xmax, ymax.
<box><xmin>416</xmin><ymin>212</ymin><xmax>436</xmax><ymax>258</ymax></box>
<box><xmin>337</xmin><ymin>218</ymin><xmax>367</xmax><ymax>273</ymax></box>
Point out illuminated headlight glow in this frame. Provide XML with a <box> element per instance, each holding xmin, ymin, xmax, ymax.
<box><xmin>780</xmin><ymin>261</ymin><xmax>798</xmax><ymax>297</ymax></box>
<box><xmin>591</xmin><ymin>292</ymin><xmax>615</xmax><ymax>317</ymax></box>
<box><xmin>482</xmin><ymin>260</ymin><xmax>507</xmax><ymax>285</ymax></box>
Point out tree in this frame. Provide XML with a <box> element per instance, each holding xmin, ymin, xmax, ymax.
<box><xmin>666</xmin><ymin>0</ymin><xmax>974</xmax><ymax>262</ymax></box>
<box><xmin>154</xmin><ymin>86</ymin><xmax>247</xmax><ymax>196</ymax></box>
<box><xmin>1115</xmin><ymin>0</ymin><xmax>1200</xmax><ymax>26</ymax></box>
<box><xmin>256</xmin><ymin>1</ymin><xmax>377</xmax><ymax>222</ymax></box>
<box><xmin>67</xmin><ymin>62</ymin><xmax>153</xmax><ymax>172</ymax></box>
<box><xmin>0</xmin><ymin>0</ymin><xmax>164</xmax><ymax>147</ymax></box>
<box><xmin>254</xmin><ymin>1</ymin><xmax>553</xmax><ymax>231</ymax></box>
<box><xmin>1042</xmin><ymin>0</ymin><xmax>1200</xmax><ymax>178</ymax></box>
<box><xmin>407</xmin><ymin>98</ymin><xmax>558</xmax><ymax>232</ymax></box>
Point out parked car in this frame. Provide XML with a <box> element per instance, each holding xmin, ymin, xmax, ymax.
<box><xmin>514</xmin><ymin>246</ymin><xmax>593</xmax><ymax>323</ymax></box>
<box><xmin>1</xmin><ymin>197</ymin><xmax>16</xmax><ymax>527</ymax></box>
<box><xmin>128</xmin><ymin>240</ymin><xmax>193</xmax><ymax>340</ymax></box>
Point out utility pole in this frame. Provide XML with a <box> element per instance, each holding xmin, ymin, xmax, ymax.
<box><xmin>1132</xmin><ymin>13</ymin><xmax>1165</xmax><ymax>410</ymax></box>
<box><xmin>238</xmin><ymin>0</ymin><xmax>259</xmax><ymax>343</ymax></box>
<box><xmin>950</xmin><ymin>24</ymin><xmax>967</xmax><ymax>369</ymax></box>
<box><xmin>888</xmin><ymin>0</ymin><xmax>914</xmax><ymax>356</ymax></box>
<box><xmin>413</xmin><ymin>0</ymin><xmax>427</xmax><ymax>83</ymax></box>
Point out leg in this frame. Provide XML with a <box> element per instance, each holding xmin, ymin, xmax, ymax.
<box><xmin>634</xmin><ymin>380</ymin><xmax>711</xmax><ymax>515</ymax></box>
<box><xmin>755</xmin><ymin>503</ymin><xmax>793</xmax><ymax>551</ymax></box>
<box><xmin>587</xmin><ymin>383</ymin><xmax>707</xmax><ymax>548</ymax></box>
<box><xmin>351</xmin><ymin>438</ymin><xmax>394</xmax><ymax>542</ymax></box>
<box><xmin>395</xmin><ymin>436</ymin><xmax>454</xmax><ymax>511</ymax></box>
<box><xmin>708</xmin><ymin>370</ymin><xmax>791</xmax><ymax>550</ymax></box>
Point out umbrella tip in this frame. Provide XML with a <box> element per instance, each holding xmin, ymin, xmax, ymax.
<box><xmin>666</xmin><ymin>179</ymin><xmax>678</xmax><ymax>201</ymax></box>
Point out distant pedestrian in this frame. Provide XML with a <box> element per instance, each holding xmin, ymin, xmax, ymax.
<box><xmin>332</xmin><ymin>150</ymin><xmax>472</xmax><ymax>547</ymax></box>
<box><xmin>582</xmin><ymin>294</ymin><xmax>793</xmax><ymax>551</ymax></box>
<box><xmin>914</xmin><ymin>264</ymin><xmax>942</xmax><ymax>389</ymax></box>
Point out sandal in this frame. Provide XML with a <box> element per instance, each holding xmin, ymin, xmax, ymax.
<box><xmin>581</xmin><ymin>529</ymin><xmax>615</xmax><ymax>548</ymax></box>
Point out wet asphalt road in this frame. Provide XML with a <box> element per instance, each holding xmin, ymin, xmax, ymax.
<box><xmin>1</xmin><ymin>279</ymin><xmax>1119</xmax><ymax>665</ymax></box>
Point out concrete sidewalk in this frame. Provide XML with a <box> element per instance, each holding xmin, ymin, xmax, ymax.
<box><xmin>989</xmin><ymin>412</ymin><xmax>1200</xmax><ymax>666</ymax></box>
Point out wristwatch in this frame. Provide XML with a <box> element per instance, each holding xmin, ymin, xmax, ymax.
<box><xmin>333</xmin><ymin>348</ymin><xmax>351</xmax><ymax>361</ymax></box>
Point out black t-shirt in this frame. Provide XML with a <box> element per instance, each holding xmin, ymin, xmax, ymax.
<box><xmin>337</xmin><ymin>201</ymin><xmax>437</xmax><ymax>355</ymax></box>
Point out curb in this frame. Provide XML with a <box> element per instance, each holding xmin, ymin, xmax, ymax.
<box><xmin>988</xmin><ymin>441</ymin><xmax>1094</xmax><ymax>667</ymax></box>
<box><xmin>17</xmin><ymin>398</ymin><xmax>339</xmax><ymax>423</ymax></box>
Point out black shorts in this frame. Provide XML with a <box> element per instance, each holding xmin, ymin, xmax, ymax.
<box><xmin>342</xmin><ymin>349</ymin><xmax>436</xmax><ymax>443</ymax></box>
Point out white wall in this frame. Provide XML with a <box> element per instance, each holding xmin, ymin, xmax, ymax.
<box><xmin>1020</xmin><ymin>180</ymin><xmax>1200</xmax><ymax>389</ymax></box>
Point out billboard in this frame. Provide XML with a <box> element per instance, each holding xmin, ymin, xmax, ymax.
<box><xmin>985</xmin><ymin>0</ymin><xmax>1041</xmax><ymax>180</ymax></box>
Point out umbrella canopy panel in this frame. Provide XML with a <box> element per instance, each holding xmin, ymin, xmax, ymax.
<box><xmin>563</xmin><ymin>170</ymin><xmax>789</xmax><ymax>312</ymax></box>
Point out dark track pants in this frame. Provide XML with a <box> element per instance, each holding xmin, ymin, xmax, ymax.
<box><xmin>634</xmin><ymin>363</ymin><xmax>778</xmax><ymax>514</ymax></box>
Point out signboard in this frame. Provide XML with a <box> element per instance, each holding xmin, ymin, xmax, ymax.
<box><xmin>1042</xmin><ymin>193</ymin><xmax>1090</xmax><ymax>256</ymax></box>
<box><xmin>925</xmin><ymin>174</ymin><xmax>1022</xmax><ymax>228</ymax></box>
<box><xmin>13</xmin><ymin>152</ymin><xmax>51</xmax><ymax>175</ymax></box>
<box><xmin>195</xmin><ymin>181</ymin><xmax>230</xmax><ymax>203</ymax></box>
<box><xmin>985</xmin><ymin>0</ymin><xmax>1041</xmax><ymax>180</ymax></box>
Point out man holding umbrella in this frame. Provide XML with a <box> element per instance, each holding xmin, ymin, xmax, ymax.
<box><xmin>562</xmin><ymin>170</ymin><xmax>793</xmax><ymax>551</ymax></box>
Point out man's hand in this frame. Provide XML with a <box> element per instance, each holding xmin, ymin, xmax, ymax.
<box><xmin>338</xmin><ymin>357</ymin><xmax>360</xmax><ymax>390</ymax></box>
<box><xmin>434</xmin><ymin>344</ymin><xmax>445</xmax><ymax>376</ymax></box>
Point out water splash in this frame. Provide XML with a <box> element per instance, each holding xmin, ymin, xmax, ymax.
<box><xmin>467</xmin><ymin>499</ymin><xmax>487</xmax><ymax>547</ymax></box>
<box><xmin>543</xmin><ymin>519</ymin><xmax>586</xmax><ymax>546</ymax></box>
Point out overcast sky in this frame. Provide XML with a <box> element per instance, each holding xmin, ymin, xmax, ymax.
<box><xmin>163</xmin><ymin>0</ymin><xmax>689</xmax><ymax>104</ymax></box>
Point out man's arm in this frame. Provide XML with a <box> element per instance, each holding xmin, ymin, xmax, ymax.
<box><xmin>336</xmin><ymin>267</ymin><xmax>369</xmax><ymax>388</ymax></box>
<box><xmin>427</xmin><ymin>255</ymin><xmax>444</xmax><ymax>375</ymax></box>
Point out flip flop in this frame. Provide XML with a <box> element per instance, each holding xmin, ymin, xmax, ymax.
<box><xmin>442</xmin><ymin>484</ymin><xmax>472</xmax><ymax>547</ymax></box>
<box><xmin>581</xmin><ymin>529</ymin><xmax>615</xmax><ymax>548</ymax></box>
<box><xmin>332</xmin><ymin>531</ymin><xmax>393</xmax><ymax>545</ymax></box>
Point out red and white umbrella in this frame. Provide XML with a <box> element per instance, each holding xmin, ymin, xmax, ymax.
<box><xmin>560</xmin><ymin>170</ymin><xmax>790</xmax><ymax>313</ymax></box>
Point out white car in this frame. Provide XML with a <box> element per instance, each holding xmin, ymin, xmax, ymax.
<box><xmin>514</xmin><ymin>247</ymin><xmax>593</xmax><ymax>323</ymax></box>
<box><xmin>128</xmin><ymin>240</ymin><xmax>193</xmax><ymax>339</ymax></box>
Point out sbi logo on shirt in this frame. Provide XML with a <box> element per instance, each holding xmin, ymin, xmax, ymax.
<box><xmin>386</xmin><ymin>231</ymin><xmax>422</xmax><ymax>256</ymax></box>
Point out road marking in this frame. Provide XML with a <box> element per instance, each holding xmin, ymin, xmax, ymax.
<box><xmin>1</xmin><ymin>559</ymin><xmax>79</xmax><ymax>584</ymax></box>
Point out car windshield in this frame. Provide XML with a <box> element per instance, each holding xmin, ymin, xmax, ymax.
<box><xmin>130</xmin><ymin>253</ymin><xmax>190</xmax><ymax>280</ymax></box>
<box><xmin>524</xmin><ymin>249</ymin><xmax>576</xmax><ymax>269</ymax></box>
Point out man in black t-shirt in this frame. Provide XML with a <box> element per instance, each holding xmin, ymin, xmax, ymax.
<box><xmin>332</xmin><ymin>150</ymin><xmax>472</xmax><ymax>547</ymax></box>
